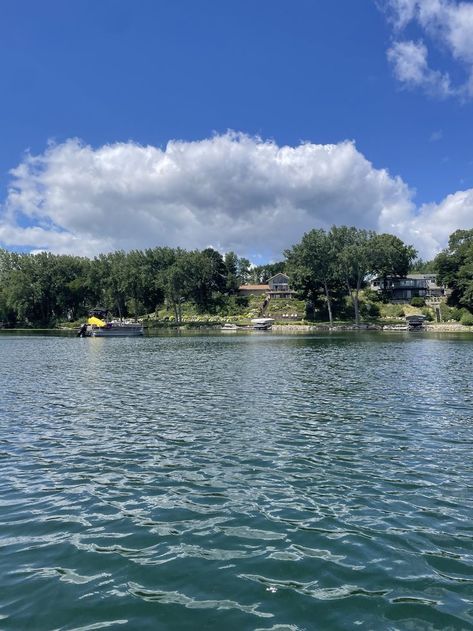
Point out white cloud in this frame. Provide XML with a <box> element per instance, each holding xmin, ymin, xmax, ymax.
<box><xmin>0</xmin><ymin>132</ymin><xmax>471</xmax><ymax>260</ymax></box>
<box><xmin>387</xmin><ymin>40</ymin><xmax>452</xmax><ymax>96</ymax></box>
<box><xmin>381</xmin><ymin>188</ymin><xmax>473</xmax><ymax>257</ymax></box>
<box><xmin>0</xmin><ymin>133</ymin><xmax>417</xmax><ymax>258</ymax></box>
<box><xmin>383</xmin><ymin>0</ymin><xmax>473</xmax><ymax>98</ymax></box>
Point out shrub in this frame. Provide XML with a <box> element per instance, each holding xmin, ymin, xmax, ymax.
<box><xmin>450</xmin><ymin>307</ymin><xmax>463</xmax><ymax>321</ymax></box>
<box><xmin>363</xmin><ymin>288</ymin><xmax>382</xmax><ymax>303</ymax></box>
<box><xmin>410</xmin><ymin>296</ymin><xmax>426</xmax><ymax>307</ymax></box>
<box><xmin>421</xmin><ymin>307</ymin><xmax>434</xmax><ymax>321</ymax></box>
<box><xmin>460</xmin><ymin>311</ymin><xmax>473</xmax><ymax>326</ymax></box>
<box><xmin>361</xmin><ymin>301</ymin><xmax>380</xmax><ymax>318</ymax></box>
<box><xmin>380</xmin><ymin>304</ymin><xmax>405</xmax><ymax>318</ymax></box>
<box><xmin>439</xmin><ymin>302</ymin><xmax>453</xmax><ymax>321</ymax></box>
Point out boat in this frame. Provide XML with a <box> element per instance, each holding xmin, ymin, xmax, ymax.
<box><xmin>222</xmin><ymin>323</ymin><xmax>239</xmax><ymax>330</ymax></box>
<box><xmin>87</xmin><ymin>321</ymin><xmax>144</xmax><ymax>337</ymax></box>
<box><xmin>78</xmin><ymin>309</ymin><xmax>144</xmax><ymax>337</ymax></box>
<box><xmin>250</xmin><ymin>317</ymin><xmax>274</xmax><ymax>330</ymax></box>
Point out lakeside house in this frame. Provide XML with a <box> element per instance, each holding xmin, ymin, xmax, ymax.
<box><xmin>238</xmin><ymin>273</ymin><xmax>296</xmax><ymax>299</ymax></box>
<box><xmin>370</xmin><ymin>274</ymin><xmax>445</xmax><ymax>302</ymax></box>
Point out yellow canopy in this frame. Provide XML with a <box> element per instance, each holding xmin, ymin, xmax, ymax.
<box><xmin>87</xmin><ymin>316</ymin><xmax>106</xmax><ymax>327</ymax></box>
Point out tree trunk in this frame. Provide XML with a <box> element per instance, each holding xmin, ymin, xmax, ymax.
<box><xmin>353</xmin><ymin>290</ymin><xmax>360</xmax><ymax>325</ymax></box>
<box><xmin>353</xmin><ymin>276</ymin><xmax>362</xmax><ymax>324</ymax></box>
<box><xmin>346</xmin><ymin>280</ymin><xmax>360</xmax><ymax>325</ymax></box>
<box><xmin>173</xmin><ymin>301</ymin><xmax>179</xmax><ymax>324</ymax></box>
<box><xmin>323</xmin><ymin>281</ymin><xmax>333</xmax><ymax>326</ymax></box>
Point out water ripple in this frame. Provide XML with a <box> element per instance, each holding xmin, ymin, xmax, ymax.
<box><xmin>1</xmin><ymin>332</ymin><xmax>473</xmax><ymax>629</ymax></box>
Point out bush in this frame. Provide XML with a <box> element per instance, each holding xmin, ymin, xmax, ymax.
<box><xmin>460</xmin><ymin>311</ymin><xmax>473</xmax><ymax>326</ymax></box>
<box><xmin>410</xmin><ymin>296</ymin><xmax>426</xmax><ymax>307</ymax></box>
<box><xmin>450</xmin><ymin>307</ymin><xmax>463</xmax><ymax>321</ymax></box>
<box><xmin>361</xmin><ymin>301</ymin><xmax>381</xmax><ymax>318</ymax></box>
<box><xmin>380</xmin><ymin>304</ymin><xmax>405</xmax><ymax>318</ymax></box>
<box><xmin>439</xmin><ymin>302</ymin><xmax>454</xmax><ymax>321</ymax></box>
<box><xmin>363</xmin><ymin>288</ymin><xmax>382</xmax><ymax>303</ymax></box>
<box><xmin>421</xmin><ymin>307</ymin><xmax>434</xmax><ymax>321</ymax></box>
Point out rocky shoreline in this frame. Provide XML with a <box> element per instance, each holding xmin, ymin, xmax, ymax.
<box><xmin>271</xmin><ymin>323</ymin><xmax>472</xmax><ymax>332</ymax></box>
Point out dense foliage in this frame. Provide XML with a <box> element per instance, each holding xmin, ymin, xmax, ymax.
<box><xmin>434</xmin><ymin>229</ymin><xmax>473</xmax><ymax>311</ymax></box>
<box><xmin>11</xmin><ymin>223</ymin><xmax>473</xmax><ymax>327</ymax></box>
<box><xmin>285</xmin><ymin>227</ymin><xmax>416</xmax><ymax>324</ymax></box>
<box><xmin>409</xmin><ymin>258</ymin><xmax>436</xmax><ymax>273</ymax></box>
<box><xmin>0</xmin><ymin>247</ymin><xmax>251</xmax><ymax>326</ymax></box>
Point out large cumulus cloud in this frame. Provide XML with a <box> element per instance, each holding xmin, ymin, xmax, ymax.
<box><xmin>391</xmin><ymin>188</ymin><xmax>473</xmax><ymax>257</ymax></box>
<box><xmin>0</xmin><ymin>132</ymin><xmax>418</xmax><ymax>259</ymax></box>
<box><xmin>0</xmin><ymin>131</ymin><xmax>470</xmax><ymax>260</ymax></box>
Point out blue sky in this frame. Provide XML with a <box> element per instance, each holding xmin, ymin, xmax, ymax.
<box><xmin>1</xmin><ymin>0</ymin><xmax>473</xmax><ymax>260</ymax></box>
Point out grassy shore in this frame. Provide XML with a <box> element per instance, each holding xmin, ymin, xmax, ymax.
<box><xmin>4</xmin><ymin>295</ymin><xmax>473</xmax><ymax>332</ymax></box>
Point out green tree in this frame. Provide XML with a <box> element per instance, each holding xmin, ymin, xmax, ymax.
<box><xmin>188</xmin><ymin>248</ymin><xmax>227</xmax><ymax>312</ymax></box>
<box><xmin>285</xmin><ymin>229</ymin><xmax>338</xmax><ymax>325</ymax></box>
<box><xmin>237</xmin><ymin>257</ymin><xmax>251</xmax><ymax>285</ymax></box>
<box><xmin>142</xmin><ymin>247</ymin><xmax>178</xmax><ymax>313</ymax></box>
<box><xmin>330</xmin><ymin>226</ymin><xmax>374</xmax><ymax>325</ymax></box>
<box><xmin>370</xmin><ymin>233</ymin><xmax>417</xmax><ymax>296</ymax></box>
<box><xmin>161</xmin><ymin>250</ymin><xmax>193</xmax><ymax>323</ymax></box>
<box><xmin>409</xmin><ymin>258</ymin><xmax>436</xmax><ymax>273</ymax></box>
<box><xmin>249</xmin><ymin>262</ymin><xmax>285</xmax><ymax>284</ymax></box>
<box><xmin>92</xmin><ymin>251</ymin><xmax>130</xmax><ymax>319</ymax></box>
<box><xmin>435</xmin><ymin>229</ymin><xmax>473</xmax><ymax>310</ymax></box>
<box><xmin>223</xmin><ymin>252</ymin><xmax>252</xmax><ymax>293</ymax></box>
<box><xmin>224</xmin><ymin>251</ymin><xmax>239</xmax><ymax>294</ymax></box>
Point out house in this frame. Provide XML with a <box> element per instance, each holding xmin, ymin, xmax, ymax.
<box><xmin>238</xmin><ymin>273</ymin><xmax>296</xmax><ymax>299</ymax></box>
<box><xmin>370</xmin><ymin>274</ymin><xmax>445</xmax><ymax>302</ymax></box>
<box><xmin>267</xmin><ymin>273</ymin><xmax>296</xmax><ymax>299</ymax></box>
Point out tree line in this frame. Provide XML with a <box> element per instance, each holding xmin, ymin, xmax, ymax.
<box><xmin>0</xmin><ymin>226</ymin><xmax>471</xmax><ymax>327</ymax></box>
<box><xmin>285</xmin><ymin>227</ymin><xmax>417</xmax><ymax>325</ymax></box>
<box><xmin>0</xmin><ymin>246</ymin><xmax>283</xmax><ymax>326</ymax></box>
<box><xmin>435</xmin><ymin>229</ymin><xmax>473</xmax><ymax>312</ymax></box>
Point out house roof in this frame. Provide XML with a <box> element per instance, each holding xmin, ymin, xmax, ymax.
<box><xmin>371</xmin><ymin>274</ymin><xmax>436</xmax><ymax>282</ymax></box>
<box><xmin>238</xmin><ymin>284</ymin><xmax>270</xmax><ymax>290</ymax></box>
<box><xmin>267</xmin><ymin>273</ymin><xmax>289</xmax><ymax>282</ymax></box>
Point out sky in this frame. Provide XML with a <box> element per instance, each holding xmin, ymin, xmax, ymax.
<box><xmin>1</xmin><ymin>0</ymin><xmax>473</xmax><ymax>262</ymax></box>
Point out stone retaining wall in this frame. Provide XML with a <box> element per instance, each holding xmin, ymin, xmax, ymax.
<box><xmin>271</xmin><ymin>323</ymin><xmax>472</xmax><ymax>332</ymax></box>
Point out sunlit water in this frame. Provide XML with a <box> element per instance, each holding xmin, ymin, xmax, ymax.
<box><xmin>1</xmin><ymin>331</ymin><xmax>473</xmax><ymax>630</ymax></box>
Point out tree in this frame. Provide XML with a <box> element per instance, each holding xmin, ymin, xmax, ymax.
<box><xmin>142</xmin><ymin>246</ymin><xmax>178</xmax><ymax>313</ymax></box>
<box><xmin>161</xmin><ymin>250</ymin><xmax>193</xmax><ymax>323</ymax></box>
<box><xmin>285</xmin><ymin>229</ymin><xmax>338</xmax><ymax>325</ymax></box>
<box><xmin>94</xmin><ymin>251</ymin><xmax>129</xmax><ymax>319</ymax></box>
<box><xmin>223</xmin><ymin>252</ymin><xmax>252</xmax><ymax>293</ymax></box>
<box><xmin>370</xmin><ymin>233</ymin><xmax>417</xmax><ymax>295</ymax></box>
<box><xmin>188</xmin><ymin>248</ymin><xmax>227</xmax><ymax>312</ymax></box>
<box><xmin>237</xmin><ymin>257</ymin><xmax>252</xmax><ymax>285</ymax></box>
<box><xmin>249</xmin><ymin>262</ymin><xmax>285</xmax><ymax>284</ymax></box>
<box><xmin>435</xmin><ymin>229</ymin><xmax>473</xmax><ymax>310</ymax></box>
<box><xmin>329</xmin><ymin>226</ymin><xmax>375</xmax><ymax>325</ymax></box>
<box><xmin>409</xmin><ymin>258</ymin><xmax>435</xmax><ymax>273</ymax></box>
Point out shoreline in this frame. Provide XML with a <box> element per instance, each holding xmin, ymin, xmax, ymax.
<box><xmin>272</xmin><ymin>323</ymin><xmax>472</xmax><ymax>332</ymax></box>
<box><xmin>1</xmin><ymin>322</ymin><xmax>472</xmax><ymax>334</ymax></box>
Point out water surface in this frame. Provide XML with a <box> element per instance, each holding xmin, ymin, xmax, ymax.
<box><xmin>1</xmin><ymin>332</ymin><xmax>473</xmax><ymax>630</ymax></box>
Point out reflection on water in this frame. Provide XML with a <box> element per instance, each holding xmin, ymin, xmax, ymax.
<box><xmin>1</xmin><ymin>332</ymin><xmax>473</xmax><ymax>630</ymax></box>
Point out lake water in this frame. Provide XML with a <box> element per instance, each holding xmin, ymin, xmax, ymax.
<box><xmin>1</xmin><ymin>331</ymin><xmax>473</xmax><ymax>630</ymax></box>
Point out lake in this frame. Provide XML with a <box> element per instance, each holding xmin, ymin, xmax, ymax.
<box><xmin>1</xmin><ymin>331</ymin><xmax>473</xmax><ymax>630</ymax></box>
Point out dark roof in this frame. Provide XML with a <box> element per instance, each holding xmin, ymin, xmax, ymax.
<box><xmin>267</xmin><ymin>273</ymin><xmax>289</xmax><ymax>282</ymax></box>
